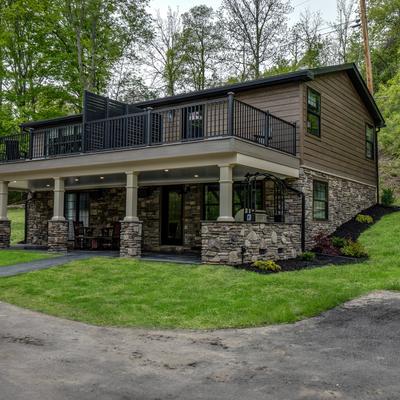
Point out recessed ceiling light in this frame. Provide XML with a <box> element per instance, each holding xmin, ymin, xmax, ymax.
<box><xmin>46</xmin><ymin>184</ymin><xmax>50</xmax><ymax>187</ymax></box>
<box><xmin>75</xmin><ymin>178</ymin><xmax>79</xmax><ymax>182</ymax></box>
<box><xmin>164</xmin><ymin>169</ymin><xmax>169</xmax><ymax>172</ymax></box>
<box><xmin>12</xmin><ymin>180</ymin><xmax>17</xmax><ymax>183</ymax></box>
<box><xmin>100</xmin><ymin>176</ymin><xmax>104</xmax><ymax>180</ymax></box>
<box><xmin>194</xmin><ymin>174</ymin><xmax>199</xmax><ymax>178</ymax></box>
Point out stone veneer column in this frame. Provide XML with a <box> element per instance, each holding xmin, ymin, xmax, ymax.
<box><xmin>217</xmin><ymin>164</ymin><xmax>235</xmax><ymax>222</ymax></box>
<box><xmin>120</xmin><ymin>171</ymin><xmax>142</xmax><ymax>257</ymax></box>
<box><xmin>120</xmin><ymin>221</ymin><xmax>143</xmax><ymax>257</ymax></box>
<box><xmin>0</xmin><ymin>181</ymin><xmax>10</xmax><ymax>248</ymax></box>
<box><xmin>48</xmin><ymin>177</ymin><xmax>68</xmax><ymax>252</ymax></box>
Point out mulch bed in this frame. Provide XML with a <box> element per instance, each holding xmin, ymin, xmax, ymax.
<box><xmin>232</xmin><ymin>205</ymin><xmax>399</xmax><ymax>275</ymax></box>
<box><xmin>233</xmin><ymin>254</ymin><xmax>365</xmax><ymax>275</ymax></box>
<box><xmin>331</xmin><ymin>204</ymin><xmax>400</xmax><ymax>241</ymax></box>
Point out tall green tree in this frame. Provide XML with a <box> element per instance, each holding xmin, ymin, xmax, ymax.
<box><xmin>181</xmin><ymin>5</ymin><xmax>224</xmax><ymax>90</ymax></box>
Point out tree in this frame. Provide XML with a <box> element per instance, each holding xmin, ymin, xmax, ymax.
<box><xmin>222</xmin><ymin>0</ymin><xmax>292</xmax><ymax>80</ymax></box>
<box><xmin>331</xmin><ymin>0</ymin><xmax>358</xmax><ymax>63</ymax></box>
<box><xmin>291</xmin><ymin>9</ymin><xmax>329</xmax><ymax>68</ymax></box>
<box><xmin>181</xmin><ymin>6</ymin><xmax>225</xmax><ymax>90</ymax></box>
<box><xmin>146</xmin><ymin>8</ymin><xmax>186</xmax><ymax>96</ymax></box>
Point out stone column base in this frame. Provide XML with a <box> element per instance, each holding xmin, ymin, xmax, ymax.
<box><xmin>48</xmin><ymin>220</ymin><xmax>69</xmax><ymax>252</ymax></box>
<box><xmin>120</xmin><ymin>221</ymin><xmax>143</xmax><ymax>258</ymax></box>
<box><xmin>0</xmin><ymin>220</ymin><xmax>11</xmax><ymax>248</ymax></box>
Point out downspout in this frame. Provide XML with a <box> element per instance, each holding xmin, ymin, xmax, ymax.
<box><xmin>375</xmin><ymin>127</ymin><xmax>380</xmax><ymax>204</ymax></box>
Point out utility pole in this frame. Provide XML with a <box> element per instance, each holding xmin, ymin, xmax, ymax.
<box><xmin>359</xmin><ymin>0</ymin><xmax>374</xmax><ymax>94</ymax></box>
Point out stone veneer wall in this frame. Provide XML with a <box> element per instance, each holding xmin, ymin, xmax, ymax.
<box><xmin>0</xmin><ymin>220</ymin><xmax>11</xmax><ymax>248</ymax></box>
<box><xmin>48</xmin><ymin>220</ymin><xmax>68</xmax><ymax>252</ymax></box>
<box><xmin>294</xmin><ymin>168</ymin><xmax>377</xmax><ymax>248</ymax></box>
<box><xmin>120</xmin><ymin>221</ymin><xmax>143</xmax><ymax>257</ymax></box>
<box><xmin>201</xmin><ymin>222</ymin><xmax>301</xmax><ymax>265</ymax></box>
<box><xmin>26</xmin><ymin>191</ymin><xmax>53</xmax><ymax>245</ymax></box>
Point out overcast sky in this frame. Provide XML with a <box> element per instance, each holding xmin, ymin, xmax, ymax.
<box><xmin>149</xmin><ymin>0</ymin><xmax>339</xmax><ymax>25</ymax></box>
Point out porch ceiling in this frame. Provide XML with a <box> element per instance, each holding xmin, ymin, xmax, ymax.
<box><xmin>22</xmin><ymin>164</ymin><xmax>280</xmax><ymax>191</ymax></box>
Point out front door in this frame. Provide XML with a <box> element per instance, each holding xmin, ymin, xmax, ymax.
<box><xmin>161</xmin><ymin>186</ymin><xmax>183</xmax><ymax>245</ymax></box>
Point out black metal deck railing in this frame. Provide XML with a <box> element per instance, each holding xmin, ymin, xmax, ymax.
<box><xmin>0</xmin><ymin>95</ymin><xmax>297</xmax><ymax>163</ymax></box>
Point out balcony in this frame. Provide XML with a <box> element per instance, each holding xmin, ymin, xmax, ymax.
<box><xmin>0</xmin><ymin>94</ymin><xmax>297</xmax><ymax>164</ymax></box>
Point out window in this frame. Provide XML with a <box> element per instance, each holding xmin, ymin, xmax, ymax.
<box><xmin>365</xmin><ymin>124</ymin><xmax>375</xmax><ymax>160</ymax></box>
<box><xmin>313</xmin><ymin>180</ymin><xmax>328</xmax><ymax>221</ymax></box>
<box><xmin>307</xmin><ymin>88</ymin><xmax>321</xmax><ymax>137</ymax></box>
<box><xmin>203</xmin><ymin>182</ymin><xmax>263</xmax><ymax>221</ymax></box>
<box><xmin>65</xmin><ymin>192</ymin><xmax>89</xmax><ymax>227</ymax></box>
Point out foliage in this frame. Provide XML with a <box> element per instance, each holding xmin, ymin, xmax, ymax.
<box><xmin>381</xmin><ymin>188</ymin><xmax>396</xmax><ymax>206</ymax></box>
<box><xmin>0</xmin><ymin>211</ymin><xmax>398</xmax><ymax>328</ymax></box>
<box><xmin>252</xmin><ymin>260</ymin><xmax>282</xmax><ymax>272</ymax></box>
<box><xmin>355</xmin><ymin>214</ymin><xmax>374</xmax><ymax>224</ymax></box>
<box><xmin>313</xmin><ymin>233</ymin><xmax>341</xmax><ymax>256</ymax></box>
<box><xmin>299</xmin><ymin>251</ymin><xmax>316</xmax><ymax>261</ymax></box>
<box><xmin>341</xmin><ymin>239</ymin><xmax>368</xmax><ymax>258</ymax></box>
<box><xmin>331</xmin><ymin>236</ymin><xmax>348</xmax><ymax>249</ymax></box>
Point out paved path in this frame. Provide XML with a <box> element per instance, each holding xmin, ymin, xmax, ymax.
<box><xmin>0</xmin><ymin>291</ymin><xmax>399</xmax><ymax>400</ymax></box>
<box><xmin>0</xmin><ymin>251</ymin><xmax>118</xmax><ymax>277</ymax></box>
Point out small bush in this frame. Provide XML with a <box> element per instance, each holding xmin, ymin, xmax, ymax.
<box><xmin>341</xmin><ymin>240</ymin><xmax>368</xmax><ymax>258</ymax></box>
<box><xmin>355</xmin><ymin>214</ymin><xmax>374</xmax><ymax>224</ymax></box>
<box><xmin>381</xmin><ymin>188</ymin><xmax>396</xmax><ymax>206</ymax></box>
<box><xmin>299</xmin><ymin>251</ymin><xmax>316</xmax><ymax>261</ymax></box>
<box><xmin>313</xmin><ymin>233</ymin><xmax>340</xmax><ymax>256</ymax></box>
<box><xmin>331</xmin><ymin>236</ymin><xmax>348</xmax><ymax>248</ymax></box>
<box><xmin>252</xmin><ymin>260</ymin><xmax>282</xmax><ymax>272</ymax></box>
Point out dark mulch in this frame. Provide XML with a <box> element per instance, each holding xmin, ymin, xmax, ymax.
<box><xmin>233</xmin><ymin>254</ymin><xmax>364</xmax><ymax>275</ymax></box>
<box><xmin>332</xmin><ymin>204</ymin><xmax>400</xmax><ymax>241</ymax></box>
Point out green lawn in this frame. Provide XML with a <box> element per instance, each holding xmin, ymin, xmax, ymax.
<box><xmin>0</xmin><ymin>250</ymin><xmax>53</xmax><ymax>267</ymax></box>
<box><xmin>0</xmin><ymin>211</ymin><xmax>399</xmax><ymax>329</ymax></box>
<box><xmin>9</xmin><ymin>208</ymin><xmax>25</xmax><ymax>245</ymax></box>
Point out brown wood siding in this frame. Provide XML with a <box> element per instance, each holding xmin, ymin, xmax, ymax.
<box><xmin>301</xmin><ymin>71</ymin><xmax>376</xmax><ymax>186</ymax></box>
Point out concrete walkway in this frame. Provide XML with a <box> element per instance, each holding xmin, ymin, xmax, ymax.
<box><xmin>0</xmin><ymin>251</ymin><xmax>118</xmax><ymax>277</ymax></box>
<box><xmin>0</xmin><ymin>291</ymin><xmax>400</xmax><ymax>400</ymax></box>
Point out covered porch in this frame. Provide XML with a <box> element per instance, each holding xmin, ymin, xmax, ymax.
<box><xmin>0</xmin><ymin>143</ymin><xmax>302</xmax><ymax>264</ymax></box>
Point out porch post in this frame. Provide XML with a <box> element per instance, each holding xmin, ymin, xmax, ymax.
<box><xmin>217</xmin><ymin>164</ymin><xmax>235</xmax><ymax>222</ymax></box>
<box><xmin>120</xmin><ymin>171</ymin><xmax>142</xmax><ymax>258</ymax></box>
<box><xmin>0</xmin><ymin>181</ymin><xmax>11</xmax><ymax>248</ymax></box>
<box><xmin>52</xmin><ymin>177</ymin><xmax>65</xmax><ymax>221</ymax></box>
<box><xmin>48</xmin><ymin>177</ymin><xmax>68</xmax><ymax>252</ymax></box>
<box><xmin>124</xmin><ymin>171</ymin><xmax>139</xmax><ymax>222</ymax></box>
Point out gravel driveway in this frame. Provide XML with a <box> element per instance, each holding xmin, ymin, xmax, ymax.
<box><xmin>1</xmin><ymin>291</ymin><xmax>400</xmax><ymax>400</ymax></box>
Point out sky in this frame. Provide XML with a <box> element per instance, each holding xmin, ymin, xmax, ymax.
<box><xmin>149</xmin><ymin>0</ymin><xmax>339</xmax><ymax>25</ymax></box>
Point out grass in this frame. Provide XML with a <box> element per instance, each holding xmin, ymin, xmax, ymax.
<box><xmin>0</xmin><ymin>250</ymin><xmax>53</xmax><ymax>267</ymax></box>
<box><xmin>9</xmin><ymin>208</ymin><xmax>25</xmax><ymax>245</ymax></box>
<box><xmin>0</xmin><ymin>211</ymin><xmax>399</xmax><ymax>329</ymax></box>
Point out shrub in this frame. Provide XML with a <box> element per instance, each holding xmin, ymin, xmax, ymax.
<box><xmin>313</xmin><ymin>233</ymin><xmax>340</xmax><ymax>256</ymax></box>
<box><xmin>341</xmin><ymin>240</ymin><xmax>368</xmax><ymax>258</ymax></box>
<box><xmin>355</xmin><ymin>214</ymin><xmax>374</xmax><ymax>224</ymax></box>
<box><xmin>331</xmin><ymin>236</ymin><xmax>348</xmax><ymax>248</ymax></box>
<box><xmin>252</xmin><ymin>260</ymin><xmax>282</xmax><ymax>272</ymax></box>
<box><xmin>299</xmin><ymin>251</ymin><xmax>316</xmax><ymax>261</ymax></box>
<box><xmin>381</xmin><ymin>188</ymin><xmax>396</xmax><ymax>206</ymax></box>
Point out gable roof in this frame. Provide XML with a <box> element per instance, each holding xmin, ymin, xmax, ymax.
<box><xmin>134</xmin><ymin>63</ymin><xmax>384</xmax><ymax>127</ymax></box>
<box><xmin>21</xmin><ymin>63</ymin><xmax>384</xmax><ymax>129</ymax></box>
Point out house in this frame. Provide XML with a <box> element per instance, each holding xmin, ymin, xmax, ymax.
<box><xmin>0</xmin><ymin>63</ymin><xmax>384</xmax><ymax>264</ymax></box>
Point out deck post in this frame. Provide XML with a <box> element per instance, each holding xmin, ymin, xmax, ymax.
<box><xmin>227</xmin><ymin>92</ymin><xmax>235</xmax><ymax>136</ymax></box>
<box><xmin>48</xmin><ymin>177</ymin><xmax>68</xmax><ymax>252</ymax></box>
<box><xmin>0</xmin><ymin>181</ymin><xmax>10</xmax><ymax>248</ymax></box>
<box><xmin>217</xmin><ymin>164</ymin><xmax>235</xmax><ymax>222</ymax></box>
<box><xmin>124</xmin><ymin>171</ymin><xmax>139</xmax><ymax>222</ymax></box>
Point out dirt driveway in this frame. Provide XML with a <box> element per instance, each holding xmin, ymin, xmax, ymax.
<box><xmin>1</xmin><ymin>291</ymin><xmax>400</xmax><ymax>400</ymax></box>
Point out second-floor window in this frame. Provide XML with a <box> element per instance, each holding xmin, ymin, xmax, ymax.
<box><xmin>365</xmin><ymin>123</ymin><xmax>375</xmax><ymax>160</ymax></box>
<box><xmin>307</xmin><ymin>88</ymin><xmax>321</xmax><ymax>137</ymax></box>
